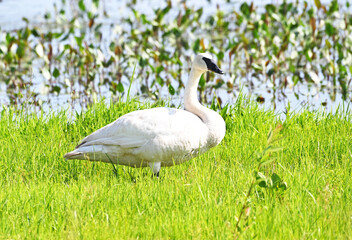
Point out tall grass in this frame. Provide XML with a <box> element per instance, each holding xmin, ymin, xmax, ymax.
<box><xmin>0</xmin><ymin>98</ymin><xmax>351</xmax><ymax>239</ymax></box>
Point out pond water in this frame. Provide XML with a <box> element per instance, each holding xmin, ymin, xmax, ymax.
<box><xmin>0</xmin><ymin>0</ymin><xmax>336</xmax><ymax>29</ymax></box>
<box><xmin>0</xmin><ymin>0</ymin><xmax>350</xmax><ymax>117</ymax></box>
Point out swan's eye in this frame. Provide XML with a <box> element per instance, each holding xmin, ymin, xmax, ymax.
<box><xmin>202</xmin><ymin>57</ymin><xmax>224</xmax><ymax>75</ymax></box>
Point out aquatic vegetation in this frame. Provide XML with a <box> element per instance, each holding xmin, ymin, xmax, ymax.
<box><xmin>0</xmin><ymin>0</ymin><xmax>351</xmax><ymax>107</ymax></box>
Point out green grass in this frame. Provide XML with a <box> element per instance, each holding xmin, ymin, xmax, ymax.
<box><xmin>0</xmin><ymin>98</ymin><xmax>351</xmax><ymax>239</ymax></box>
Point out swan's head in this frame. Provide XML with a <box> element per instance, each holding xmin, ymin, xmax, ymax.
<box><xmin>192</xmin><ymin>53</ymin><xmax>224</xmax><ymax>75</ymax></box>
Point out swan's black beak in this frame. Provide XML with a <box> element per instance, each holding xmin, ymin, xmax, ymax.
<box><xmin>202</xmin><ymin>57</ymin><xmax>224</xmax><ymax>75</ymax></box>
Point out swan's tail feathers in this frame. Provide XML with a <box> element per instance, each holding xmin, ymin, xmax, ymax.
<box><xmin>64</xmin><ymin>150</ymin><xmax>86</xmax><ymax>160</ymax></box>
<box><xmin>63</xmin><ymin>145</ymin><xmax>113</xmax><ymax>163</ymax></box>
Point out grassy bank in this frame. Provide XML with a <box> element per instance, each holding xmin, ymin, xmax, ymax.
<box><xmin>0</xmin><ymin>99</ymin><xmax>351</xmax><ymax>239</ymax></box>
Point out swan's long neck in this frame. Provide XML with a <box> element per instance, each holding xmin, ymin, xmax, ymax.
<box><xmin>184</xmin><ymin>68</ymin><xmax>210</xmax><ymax>122</ymax></box>
<box><xmin>184</xmin><ymin>67</ymin><xmax>225</xmax><ymax>147</ymax></box>
<box><xmin>183</xmin><ymin>68</ymin><xmax>221</xmax><ymax>125</ymax></box>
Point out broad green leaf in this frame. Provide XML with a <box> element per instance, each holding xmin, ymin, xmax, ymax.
<box><xmin>52</xmin><ymin>85</ymin><xmax>61</xmax><ymax>94</ymax></box>
<box><xmin>271</xmin><ymin>173</ymin><xmax>282</xmax><ymax>187</ymax></box>
<box><xmin>325</xmin><ymin>22</ymin><xmax>336</xmax><ymax>36</ymax></box>
<box><xmin>314</xmin><ymin>0</ymin><xmax>321</xmax><ymax>9</ymax></box>
<box><xmin>156</xmin><ymin>76</ymin><xmax>164</xmax><ymax>86</ymax></box>
<box><xmin>328</xmin><ymin>0</ymin><xmax>339</xmax><ymax>15</ymax></box>
<box><xmin>53</xmin><ymin>68</ymin><xmax>60</xmax><ymax>78</ymax></box>
<box><xmin>168</xmin><ymin>84</ymin><xmax>175</xmax><ymax>95</ymax></box>
<box><xmin>240</xmin><ymin>2</ymin><xmax>250</xmax><ymax>17</ymax></box>
<box><xmin>116</xmin><ymin>82</ymin><xmax>124</xmax><ymax>93</ymax></box>
<box><xmin>16</xmin><ymin>41</ymin><xmax>26</xmax><ymax>59</ymax></box>
<box><xmin>78</xmin><ymin>0</ymin><xmax>86</xmax><ymax>12</ymax></box>
<box><xmin>199</xmin><ymin>75</ymin><xmax>205</xmax><ymax>88</ymax></box>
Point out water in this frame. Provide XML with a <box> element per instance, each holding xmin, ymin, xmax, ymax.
<box><xmin>0</xmin><ymin>0</ymin><xmax>60</xmax><ymax>30</ymax></box>
<box><xmin>0</xmin><ymin>0</ymin><xmax>350</xmax><ymax>117</ymax></box>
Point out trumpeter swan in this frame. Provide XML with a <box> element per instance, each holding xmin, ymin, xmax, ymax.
<box><xmin>64</xmin><ymin>53</ymin><xmax>225</xmax><ymax>177</ymax></box>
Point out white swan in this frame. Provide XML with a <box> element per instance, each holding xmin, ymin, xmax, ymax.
<box><xmin>64</xmin><ymin>53</ymin><xmax>226</xmax><ymax>176</ymax></box>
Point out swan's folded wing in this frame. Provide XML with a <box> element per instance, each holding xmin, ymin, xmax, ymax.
<box><xmin>74</xmin><ymin>107</ymin><xmax>207</xmax><ymax>150</ymax></box>
<box><xmin>76</xmin><ymin>135</ymin><xmax>148</xmax><ymax>149</ymax></box>
<box><xmin>75</xmin><ymin>111</ymin><xmax>152</xmax><ymax>149</ymax></box>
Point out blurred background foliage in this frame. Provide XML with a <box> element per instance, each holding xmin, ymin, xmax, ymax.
<box><xmin>0</xmin><ymin>0</ymin><xmax>351</xmax><ymax>108</ymax></box>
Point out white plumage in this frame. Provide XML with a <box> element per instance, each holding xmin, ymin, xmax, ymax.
<box><xmin>64</xmin><ymin>53</ymin><xmax>226</xmax><ymax>176</ymax></box>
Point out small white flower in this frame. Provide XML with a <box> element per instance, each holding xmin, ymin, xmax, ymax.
<box><xmin>287</xmin><ymin>75</ymin><xmax>294</xmax><ymax>89</ymax></box>
<box><xmin>307</xmin><ymin>49</ymin><xmax>313</xmax><ymax>59</ymax></box>
<box><xmin>0</xmin><ymin>44</ymin><xmax>6</xmax><ymax>54</ymax></box>
<box><xmin>338</xmin><ymin>19</ymin><xmax>346</xmax><ymax>30</ymax></box>
<box><xmin>287</xmin><ymin>16</ymin><xmax>295</xmax><ymax>26</ymax></box>
<box><xmin>113</xmin><ymin>25</ymin><xmax>123</xmax><ymax>35</ymax></box>
<box><xmin>273</xmin><ymin>35</ymin><xmax>281</xmax><ymax>46</ymax></box>
<box><xmin>39</xmin><ymin>83</ymin><xmax>50</xmax><ymax>95</ymax></box>
<box><xmin>96</xmin><ymin>49</ymin><xmax>105</xmax><ymax>64</ymax></box>
<box><xmin>65</xmin><ymin>78</ymin><xmax>71</xmax><ymax>87</ymax></box>
<box><xmin>260</xmin><ymin>38</ymin><xmax>266</xmax><ymax>54</ymax></box>
<box><xmin>148</xmin><ymin>38</ymin><xmax>161</xmax><ymax>49</ymax></box>
<box><xmin>35</xmin><ymin>44</ymin><xmax>44</xmax><ymax>58</ymax></box>
<box><xmin>290</xmin><ymin>50</ymin><xmax>298</xmax><ymax>59</ymax></box>
<box><xmin>308</xmin><ymin>70</ymin><xmax>320</xmax><ymax>85</ymax></box>
<box><xmin>332</xmin><ymin>11</ymin><xmax>340</xmax><ymax>19</ymax></box>
<box><xmin>323</xmin><ymin>49</ymin><xmax>331</xmax><ymax>62</ymax></box>
<box><xmin>73</xmin><ymin>19</ymin><xmax>81</xmax><ymax>29</ymax></box>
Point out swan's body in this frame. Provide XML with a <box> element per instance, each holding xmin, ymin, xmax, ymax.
<box><xmin>64</xmin><ymin>53</ymin><xmax>225</xmax><ymax>176</ymax></box>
